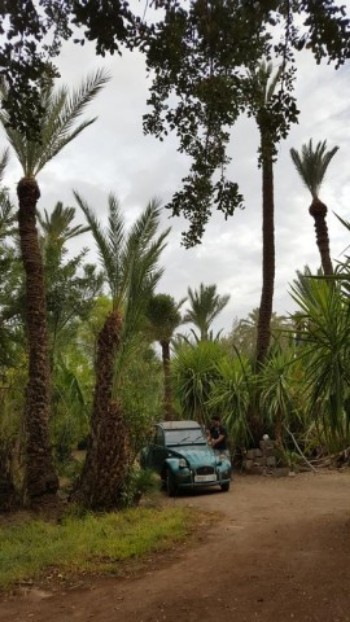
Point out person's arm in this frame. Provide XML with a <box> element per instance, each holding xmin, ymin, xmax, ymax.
<box><xmin>212</xmin><ymin>433</ymin><xmax>224</xmax><ymax>447</ymax></box>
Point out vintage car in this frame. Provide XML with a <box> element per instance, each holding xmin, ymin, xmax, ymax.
<box><xmin>140</xmin><ymin>420</ymin><xmax>232</xmax><ymax>496</ymax></box>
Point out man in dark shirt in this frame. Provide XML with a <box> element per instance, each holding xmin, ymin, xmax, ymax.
<box><xmin>209</xmin><ymin>416</ymin><xmax>228</xmax><ymax>450</ymax></box>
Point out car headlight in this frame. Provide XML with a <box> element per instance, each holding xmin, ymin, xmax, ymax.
<box><xmin>179</xmin><ymin>458</ymin><xmax>187</xmax><ymax>468</ymax></box>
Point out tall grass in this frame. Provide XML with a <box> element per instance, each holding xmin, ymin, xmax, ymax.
<box><xmin>0</xmin><ymin>506</ymin><xmax>193</xmax><ymax>588</ymax></box>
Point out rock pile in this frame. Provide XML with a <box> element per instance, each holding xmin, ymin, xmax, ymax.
<box><xmin>242</xmin><ymin>437</ymin><xmax>277</xmax><ymax>474</ymax></box>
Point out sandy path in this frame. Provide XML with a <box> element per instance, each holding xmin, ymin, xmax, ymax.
<box><xmin>1</xmin><ymin>471</ymin><xmax>350</xmax><ymax>622</ymax></box>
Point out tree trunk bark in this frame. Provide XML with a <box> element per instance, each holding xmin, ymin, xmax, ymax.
<box><xmin>17</xmin><ymin>177</ymin><xmax>59</xmax><ymax>500</ymax></box>
<box><xmin>161</xmin><ymin>340</ymin><xmax>173</xmax><ymax>421</ymax></box>
<box><xmin>75</xmin><ymin>310</ymin><xmax>131</xmax><ymax>510</ymax></box>
<box><xmin>309</xmin><ymin>198</ymin><xmax>333</xmax><ymax>276</ymax></box>
<box><xmin>256</xmin><ymin>142</ymin><xmax>275</xmax><ymax>367</ymax></box>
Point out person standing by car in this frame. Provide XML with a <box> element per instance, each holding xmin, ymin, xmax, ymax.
<box><xmin>209</xmin><ymin>416</ymin><xmax>228</xmax><ymax>451</ymax></box>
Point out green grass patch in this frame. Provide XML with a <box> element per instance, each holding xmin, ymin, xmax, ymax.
<box><xmin>0</xmin><ymin>506</ymin><xmax>194</xmax><ymax>589</ymax></box>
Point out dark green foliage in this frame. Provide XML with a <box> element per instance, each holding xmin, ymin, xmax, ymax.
<box><xmin>0</xmin><ymin>1</ymin><xmax>133</xmax><ymax>136</ymax></box>
<box><xmin>143</xmin><ymin>0</ymin><xmax>348</xmax><ymax>245</ymax></box>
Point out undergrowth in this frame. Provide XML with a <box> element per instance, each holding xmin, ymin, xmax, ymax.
<box><xmin>0</xmin><ymin>506</ymin><xmax>194</xmax><ymax>589</ymax></box>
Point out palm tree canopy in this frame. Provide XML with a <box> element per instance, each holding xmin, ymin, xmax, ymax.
<box><xmin>0</xmin><ymin>70</ymin><xmax>109</xmax><ymax>177</ymax></box>
<box><xmin>249</xmin><ymin>60</ymin><xmax>283</xmax><ymax>109</ymax></box>
<box><xmin>290</xmin><ymin>139</ymin><xmax>339</xmax><ymax>199</ymax></box>
<box><xmin>38</xmin><ymin>202</ymin><xmax>90</xmax><ymax>250</ymax></box>
<box><xmin>184</xmin><ymin>283</ymin><xmax>230</xmax><ymax>341</ymax></box>
<box><xmin>146</xmin><ymin>293</ymin><xmax>186</xmax><ymax>344</ymax></box>
<box><xmin>74</xmin><ymin>191</ymin><xmax>170</xmax><ymax>338</ymax></box>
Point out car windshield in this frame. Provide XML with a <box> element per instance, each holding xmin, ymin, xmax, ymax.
<box><xmin>164</xmin><ymin>429</ymin><xmax>207</xmax><ymax>446</ymax></box>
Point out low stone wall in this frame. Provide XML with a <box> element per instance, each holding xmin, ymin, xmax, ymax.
<box><xmin>242</xmin><ymin>438</ymin><xmax>277</xmax><ymax>474</ymax></box>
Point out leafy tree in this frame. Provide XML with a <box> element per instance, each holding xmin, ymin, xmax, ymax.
<box><xmin>73</xmin><ymin>192</ymin><xmax>169</xmax><ymax>509</ymax></box>
<box><xmin>144</xmin><ymin>1</ymin><xmax>348</xmax><ymax>245</ymax></box>
<box><xmin>290</xmin><ymin>139</ymin><xmax>338</xmax><ymax>276</ymax></box>
<box><xmin>183</xmin><ymin>283</ymin><xmax>230</xmax><ymax>341</ymax></box>
<box><xmin>0</xmin><ymin>1</ymin><xmax>134</xmax><ymax>136</ymax></box>
<box><xmin>0</xmin><ymin>70</ymin><xmax>108</xmax><ymax>500</ymax></box>
<box><xmin>1</xmin><ymin>2</ymin><xmax>349</xmax><ymax>141</ymax></box>
<box><xmin>146</xmin><ymin>293</ymin><xmax>185</xmax><ymax>420</ymax></box>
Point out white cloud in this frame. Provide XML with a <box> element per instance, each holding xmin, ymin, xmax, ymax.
<box><xmin>2</xmin><ymin>21</ymin><xmax>350</xmax><ymax>338</ymax></box>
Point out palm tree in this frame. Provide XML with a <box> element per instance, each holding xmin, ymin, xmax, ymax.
<box><xmin>38</xmin><ymin>202</ymin><xmax>100</xmax><ymax>368</ymax></box>
<box><xmin>247</xmin><ymin>61</ymin><xmax>284</xmax><ymax>366</ymax></box>
<box><xmin>74</xmin><ymin>192</ymin><xmax>169</xmax><ymax>509</ymax></box>
<box><xmin>146</xmin><ymin>293</ymin><xmax>185</xmax><ymax>420</ymax></box>
<box><xmin>0</xmin><ymin>70</ymin><xmax>108</xmax><ymax>500</ymax></box>
<box><xmin>184</xmin><ymin>283</ymin><xmax>230</xmax><ymax>341</ymax></box>
<box><xmin>290</xmin><ymin>139</ymin><xmax>338</xmax><ymax>276</ymax></box>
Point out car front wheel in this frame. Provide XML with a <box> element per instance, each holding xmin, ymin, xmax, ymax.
<box><xmin>221</xmin><ymin>481</ymin><xmax>230</xmax><ymax>492</ymax></box>
<box><xmin>166</xmin><ymin>469</ymin><xmax>177</xmax><ymax>497</ymax></box>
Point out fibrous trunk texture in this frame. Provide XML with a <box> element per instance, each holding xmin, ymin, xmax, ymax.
<box><xmin>17</xmin><ymin>177</ymin><xmax>59</xmax><ymax>500</ymax></box>
<box><xmin>75</xmin><ymin>310</ymin><xmax>131</xmax><ymax>510</ymax></box>
<box><xmin>256</xmin><ymin>144</ymin><xmax>275</xmax><ymax>367</ymax></box>
<box><xmin>161</xmin><ymin>340</ymin><xmax>173</xmax><ymax>421</ymax></box>
<box><xmin>309</xmin><ymin>199</ymin><xmax>333</xmax><ymax>276</ymax></box>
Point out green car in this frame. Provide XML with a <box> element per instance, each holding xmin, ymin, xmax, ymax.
<box><xmin>140</xmin><ymin>420</ymin><xmax>232</xmax><ymax>496</ymax></box>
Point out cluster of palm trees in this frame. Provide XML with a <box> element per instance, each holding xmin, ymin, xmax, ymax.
<box><xmin>0</xmin><ymin>59</ymin><xmax>342</xmax><ymax>509</ymax></box>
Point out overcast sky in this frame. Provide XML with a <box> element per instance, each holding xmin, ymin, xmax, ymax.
<box><xmin>3</xmin><ymin>10</ymin><xmax>350</xmax><ymax>336</ymax></box>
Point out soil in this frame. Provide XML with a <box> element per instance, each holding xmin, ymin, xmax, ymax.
<box><xmin>1</xmin><ymin>470</ymin><xmax>350</xmax><ymax>622</ymax></box>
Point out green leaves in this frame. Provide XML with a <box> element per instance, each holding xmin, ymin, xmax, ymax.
<box><xmin>183</xmin><ymin>282</ymin><xmax>230</xmax><ymax>341</ymax></box>
<box><xmin>0</xmin><ymin>69</ymin><xmax>109</xmax><ymax>176</ymax></box>
<box><xmin>291</xmin><ymin>275</ymin><xmax>350</xmax><ymax>445</ymax></box>
<box><xmin>290</xmin><ymin>139</ymin><xmax>339</xmax><ymax>199</ymax></box>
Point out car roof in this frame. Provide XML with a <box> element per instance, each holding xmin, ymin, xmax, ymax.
<box><xmin>157</xmin><ymin>420</ymin><xmax>202</xmax><ymax>430</ymax></box>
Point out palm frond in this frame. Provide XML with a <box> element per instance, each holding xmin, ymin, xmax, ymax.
<box><xmin>290</xmin><ymin>139</ymin><xmax>339</xmax><ymax>198</ymax></box>
<box><xmin>74</xmin><ymin>190</ymin><xmax>117</xmax><ymax>296</ymax></box>
<box><xmin>0</xmin><ymin>148</ymin><xmax>9</xmax><ymax>183</ymax></box>
<box><xmin>0</xmin><ymin>70</ymin><xmax>109</xmax><ymax>176</ymax></box>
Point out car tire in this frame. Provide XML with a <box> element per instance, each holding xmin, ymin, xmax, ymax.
<box><xmin>221</xmin><ymin>482</ymin><xmax>230</xmax><ymax>492</ymax></box>
<box><xmin>166</xmin><ymin>469</ymin><xmax>177</xmax><ymax>497</ymax></box>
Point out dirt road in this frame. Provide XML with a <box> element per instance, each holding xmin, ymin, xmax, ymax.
<box><xmin>1</xmin><ymin>471</ymin><xmax>350</xmax><ymax>622</ymax></box>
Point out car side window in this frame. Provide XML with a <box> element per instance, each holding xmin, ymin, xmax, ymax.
<box><xmin>155</xmin><ymin>428</ymin><xmax>164</xmax><ymax>446</ymax></box>
<box><xmin>152</xmin><ymin>427</ymin><xmax>163</xmax><ymax>446</ymax></box>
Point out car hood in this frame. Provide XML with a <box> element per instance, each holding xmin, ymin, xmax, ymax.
<box><xmin>168</xmin><ymin>445</ymin><xmax>219</xmax><ymax>466</ymax></box>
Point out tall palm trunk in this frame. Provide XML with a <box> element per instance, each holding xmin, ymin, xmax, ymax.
<box><xmin>161</xmin><ymin>340</ymin><xmax>173</xmax><ymax>421</ymax></box>
<box><xmin>309</xmin><ymin>198</ymin><xmax>333</xmax><ymax>276</ymax></box>
<box><xmin>256</xmin><ymin>139</ymin><xmax>275</xmax><ymax>367</ymax></box>
<box><xmin>17</xmin><ymin>177</ymin><xmax>58</xmax><ymax>499</ymax></box>
<box><xmin>75</xmin><ymin>310</ymin><xmax>130</xmax><ymax>510</ymax></box>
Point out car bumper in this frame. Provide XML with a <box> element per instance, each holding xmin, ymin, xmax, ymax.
<box><xmin>177</xmin><ymin>477</ymin><xmax>231</xmax><ymax>490</ymax></box>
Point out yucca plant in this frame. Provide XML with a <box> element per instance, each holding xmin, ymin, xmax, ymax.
<box><xmin>172</xmin><ymin>340</ymin><xmax>225</xmax><ymax>425</ymax></box>
<box><xmin>209</xmin><ymin>354</ymin><xmax>252</xmax><ymax>447</ymax></box>
<box><xmin>0</xmin><ymin>70</ymin><xmax>108</xmax><ymax>501</ymax></box>
<box><xmin>258</xmin><ymin>348</ymin><xmax>301</xmax><ymax>446</ymax></box>
<box><xmin>291</xmin><ymin>275</ymin><xmax>350</xmax><ymax>450</ymax></box>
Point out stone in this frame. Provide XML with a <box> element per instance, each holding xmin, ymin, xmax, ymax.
<box><xmin>266</xmin><ymin>456</ymin><xmax>276</xmax><ymax>467</ymax></box>
<box><xmin>244</xmin><ymin>459</ymin><xmax>254</xmax><ymax>471</ymax></box>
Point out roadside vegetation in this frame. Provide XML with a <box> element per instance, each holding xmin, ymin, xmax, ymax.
<box><xmin>0</xmin><ymin>505</ymin><xmax>195</xmax><ymax>589</ymax></box>
<box><xmin>0</xmin><ymin>0</ymin><xmax>349</xmax><ymax>594</ymax></box>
